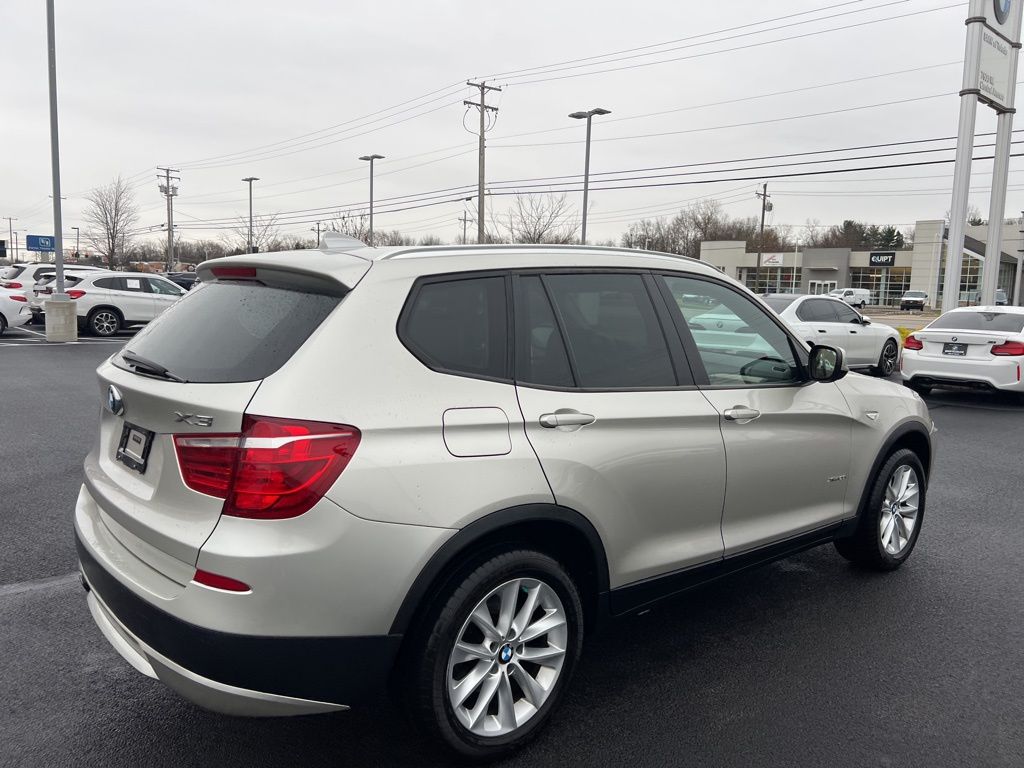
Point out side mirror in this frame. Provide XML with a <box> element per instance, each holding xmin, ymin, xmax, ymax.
<box><xmin>860</xmin><ymin>315</ymin><xmax>871</xmax><ymax>324</ymax></box>
<box><xmin>808</xmin><ymin>344</ymin><xmax>847</xmax><ymax>382</ymax></box>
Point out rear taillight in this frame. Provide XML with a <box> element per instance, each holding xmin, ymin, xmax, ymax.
<box><xmin>903</xmin><ymin>335</ymin><xmax>923</xmax><ymax>350</ymax></box>
<box><xmin>66</xmin><ymin>290</ymin><xmax>86</xmax><ymax>299</ymax></box>
<box><xmin>2</xmin><ymin>281</ymin><xmax>23</xmax><ymax>289</ymax></box>
<box><xmin>991</xmin><ymin>340</ymin><xmax>1024</xmax><ymax>356</ymax></box>
<box><xmin>174</xmin><ymin>415</ymin><xmax>361</xmax><ymax>520</ymax></box>
<box><xmin>10</xmin><ymin>295</ymin><xmax>27</xmax><ymax>303</ymax></box>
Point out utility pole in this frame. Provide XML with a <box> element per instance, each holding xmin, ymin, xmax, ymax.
<box><xmin>755</xmin><ymin>183</ymin><xmax>771</xmax><ymax>294</ymax></box>
<box><xmin>458</xmin><ymin>212</ymin><xmax>472</xmax><ymax>244</ymax></box>
<box><xmin>241</xmin><ymin>177</ymin><xmax>259</xmax><ymax>253</ymax></box>
<box><xmin>465</xmin><ymin>81</ymin><xmax>501</xmax><ymax>244</ymax></box>
<box><xmin>311</xmin><ymin>221</ymin><xmax>324</xmax><ymax>247</ymax></box>
<box><xmin>3</xmin><ymin>217</ymin><xmax>15</xmax><ymax>262</ymax></box>
<box><xmin>158</xmin><ymin>167</ymin><xmax>180</xmax><ymax>269</ymax></box>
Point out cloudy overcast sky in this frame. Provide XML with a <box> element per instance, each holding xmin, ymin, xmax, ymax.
<box><xmin>2</xmin><ymin>0</ymin><xmax>1015</xmax><ymax>252</ymax></box>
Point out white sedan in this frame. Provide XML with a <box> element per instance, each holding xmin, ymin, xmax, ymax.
<box><xmin>0</xmin><ymin>288</ymin><xmax>33</xmax><ymax>335</ymax></box>
<box><xmin>762</xmin><ymin>294</ymin><xmax>902</xmax><ymax>376</ymax></box>
<box><xmin>901</xmin><ymin>306</ymin><xmax>1024</xmax><ymax>397</ymax></box>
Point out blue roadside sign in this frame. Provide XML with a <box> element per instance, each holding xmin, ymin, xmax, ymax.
<box><xmin>26</xmin><ymin>234</ymin><xmax>55</xmax><ymax>252</ymax></box>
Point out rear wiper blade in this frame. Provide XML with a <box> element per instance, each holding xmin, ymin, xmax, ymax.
<box><xmin>120</xmin><ymin>351</ymin><xmax>186</xmax><ymax>383</ymax></box>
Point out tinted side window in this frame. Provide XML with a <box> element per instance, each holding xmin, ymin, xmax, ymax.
<box><xmin>93</xmin><ymin>277</ymin><xmax>120</xmax><ymax>290</ymax></box>
<box><xmin>402</xmin><ymin>276</ymin><xmax>508</xmax><ymax>380</ymax></box>
<box><xmin>543</xmin><ymin>273</ymin><xmax>675</xmax><ymax>388</ymax></box>
<box><xmin>514</xmin><ymin>276</ymin><xmax>574</xmax><ymax>388</ymax></box>
<box><xmin>832</xmin><ymin>301</ymin><xmax>861</xmax><ymax>323</ymax></box>
<box><xmin>147</xmin><ymin>277</ymin><xmax>182</xmax><ymax>295</ymax></box>
<box><xmin>797</xmin><ymin>299</ymin><xmax>839</xmax><ymax>322</ymax></box>
<box><xmin>661</xmin><ymin>275</ymin><xmax>802</xmax><ymax>387</ymax></box>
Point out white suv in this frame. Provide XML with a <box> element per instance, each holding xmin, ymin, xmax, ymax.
<box><xmin>76</xmin><ymin>241</ymin><xmax>935</xmax><ymax>760</ymax></box>
<box><xmin>65</xmin><ymin>271</ymin><xmax>185</xmax><ymax>335</ymax></box>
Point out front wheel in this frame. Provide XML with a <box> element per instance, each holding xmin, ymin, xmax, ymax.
<box><xmin>835</xmin><ymin>448</ymin><xmax>926</xmax><ymax>570</ymax></box>
<box><xmin>406</xmin><ymin>550</ymin><xmax>584</xmax><ymax>761</ymax></box>
<box><xmin>873</xmin><ymin>339</ymin><xmax>899</xmax><ymax>377</ymax></box>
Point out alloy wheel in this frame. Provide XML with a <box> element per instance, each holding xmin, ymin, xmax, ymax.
<box><xmin>879</xmin><ymin>465</ymin><xmax>919</xmax><ymax>555</ymax></box>
<box><xmin>446</xmin><ymin>578</ymin><xmax>567</xmax><ymax>738</ymax></box>
<box><xmin>880</xmin><ymin>340</ymin><xmax>899</xmax><ymax>376</ymax></box>
<box><xmin>92</xmin><ymin>311</ymin><xmax>118</xmax><ymax>336</ymax></box>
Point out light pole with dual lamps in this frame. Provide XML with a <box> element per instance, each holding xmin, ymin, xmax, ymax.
<box><xmin>568</xmin><ymin>107</ymin><xmax>611</xmax><ymax>245</ymax></box>
<box><xmin>359</xmin><ymin>154</ymin><xmax>384</xmax><ymax>246</ymax></box>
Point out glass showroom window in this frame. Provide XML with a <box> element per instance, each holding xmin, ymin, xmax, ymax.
<box><xmin>935</xmin><ymin>255</ymin><xmax>982</xmax><ymax>306</ymax></box>
<box><xmin>849</xmin><ymin>267</ymin><xmax>911</xmax><ymax>306</ymax></box>
<box><xmin>738</xmin><ymin>267</ymin><xmax>802</xmax><ymax>294</ymax></box>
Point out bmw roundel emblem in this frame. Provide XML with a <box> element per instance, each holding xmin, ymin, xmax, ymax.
<box><xmin>951</xmin><ymin>336</ymin><xmax>958</xmax><ymax>342</ymax></box>
<box><xmin>499</xmin><ymin>644</ymin><xmax>513</xmax><ymax>664</ymax></box>
<box><xmin>995</xmin><ymin>0</ymin><xmax>1012</xmax><ymax>25</ymax></box>
<box><xmin>106</xmin><ymin>385</ymin><xmax>124</xmax><ymax>416</ymax></box>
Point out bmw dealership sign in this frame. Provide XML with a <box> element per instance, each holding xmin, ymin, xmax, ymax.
<box><xmin>970</xmin><ymin>0</ymin><xmax>1023</xmax><ymax>110</ymax></box>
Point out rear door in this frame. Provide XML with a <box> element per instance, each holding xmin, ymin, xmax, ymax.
<box><xmin>113</xmin><ymin>276</ymin><xmax>155</xmax><ymax>321</ymax></box>
<box><xmin>830</xmin><ymin>300</ymin><xmax>875</xmax><ymax>364</ymax></box>
<box><xmin>658</xmin><ymin>273</ymin><xmax>854</xmax><ymax>554</ymax></box>
<box><xmin>86</xmin><ymin>278</ymin><xmax>344</xmax><ymax>575</ymax></box>
<box><xmin>513</xmin><ymin>272</ymin><xmax>727</xmax><ymax>587</ymax></box>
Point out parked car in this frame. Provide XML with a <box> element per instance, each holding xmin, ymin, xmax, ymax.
<box><xmin>827</xmin><ymin>287</ymin><xmax>871</xmax><ymax>308</ymax></box>
<box><xmin>0</xmin><ymin>287</ymin><xmax>32</xmax><ymax>334</ymax></box>
<box><xmin>900</xmin><ymin>290</ymin><xmax>930</xmax><ymax>311</ymax></box>
<box><xmin>65</xmin><ymin>271</ymin><xmax>186</xmax><ymax>336</ymax></box>
<box><xmin>76</xmin><ymin>243</ymin><xmax>935</xmax><ymax>761</ymax></box>
<box><xmin>762</xmin><ymin>294</ymin><xmax>902</xmax><ymax>376</ymax></box>
<box><xmin>28</xmin><ymin>273</ymin><xmax>85</xmax><ymax>318</ymax></box>
<box><xmin>0</xmin><ymin>262</ymin><xmax>106</xmax><ymax>295</ymax></box>
<box><xmin>964</xmin><ymin>289</ymin><xmax>1008</xmax><ymax>306</ymax></box>
<box><xmin>163</xmin><ymin>271</ymin><xmax>199</xmax><ymax>291</ymax></box>
<box><xmin>901</xmin><ymin>306</ymin><xmax>1024</xmax><ymax>398</ymax></box>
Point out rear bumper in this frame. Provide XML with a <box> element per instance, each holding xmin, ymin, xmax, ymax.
<box><xmin>77</xmin><ymin>533</ymin><xmax>402</xmax><ymax>714</ymax></box>
<box><xmin>901</xmin><ymin>353</ymin><xmax>1023</xmax><ymax>391</ymax></box>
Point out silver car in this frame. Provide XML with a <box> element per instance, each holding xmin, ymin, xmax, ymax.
<box><xmin>76</xmin><ymin>239</ymin><xmax>935</xmax><ymax>761</ymax></box>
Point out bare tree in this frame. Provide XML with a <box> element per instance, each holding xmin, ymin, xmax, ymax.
<box><xmin>83</xmin><ymin>176</ymin><xmax>139</xmax><ymax>268</ymax></box>
<box><xmin>223</xmin><ymin>214</ymin><xmax>283</xmax><ymax>254</ymax></box>
<box><xmin>329</xmin><ymin>211</ymin><xmax>370</xmax><ymax>243</ymax></box>
<box><xmin>496</xmin><ymin>194</ymin><xmax>579</xmax><ymax>244</ymax></box>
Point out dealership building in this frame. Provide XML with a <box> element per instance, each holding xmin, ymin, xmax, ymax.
<box><xmin>700</xmin><ymin>219</ymin><xmax>1023</xmax><ymax>307</ymax></box>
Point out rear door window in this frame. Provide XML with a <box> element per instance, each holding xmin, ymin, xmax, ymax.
<box><xmin>513</xmin><ymin>275</ymin><xmax>575</xmax><ymax>388</ymax></box>
<box><xmin>832</xmin><ymin>302</ymin><xmax>861</xmax><ymax>323</ymax></box>
<box><xmin>116</xmin><ymin>281</ymin><xmax>342</xmax><ymax>383</ymax></box>
<box><xmin>400</xmin><ymin>276</ymin><xmax>509</xmax><ymax>380</ymax></box>
<box><xmin>797</xmin><ymin>299</ymin><xmax>839</xmax><ymax>322</ymax></box>
<box><xmin>93</xmin><ymin>277</ymin><xmax>120</xmax><ymax>290</ymax></box>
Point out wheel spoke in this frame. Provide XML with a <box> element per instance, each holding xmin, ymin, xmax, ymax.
<box><xmin>520</xmin><ymin>609</ymin><xmax>566</xmax><ymax>643</ymax></box>
<box><xmin>466</xmin><ymin>671</ymin><xmax>502</xmax><ymax>728</ymax></box>
<box><xmin>496</xmin><ymin>670</ymin><xmax>517</xmax><ymax>731</ymax></box>
<box><xmin>511</xmin><ymin>661</ymin><xmax>547</xmax><ymax>706</ymax></box>
<box><xmin>880</xmin><ymin>513</ymin><xmax>897</xmax><ymax>551</ymax></box>
<box><xmin>452</xmin><ymin>641</ymin><xmax>492</xmax><ymax>664</ymax></box>
<box><xmin>450</xmin><ymin>661</ymin><xmax>490</xmax><ymax>708</ymax></box>
<box><xmin>894</xmin><ymin>468</ymin><xmax>911</xmax><ymax>502</ymax></box>
<box><xmin>516</xmin><ymin>644</ymin><xmax>566</xmax><ymax>664</ymax></box>
<box><xmin>511</xmin><ymin>582</ymin><xmax>542</xmax><ymax>640</ymax></box>
<box><xmin>495</xmin><ymin>580</ymin><xmax>520</xmax><ymax>638</ymax></box>
<box><xmin>470</xmin><ymin>603</ymin><xmax>502</xmax><ymax>643</ymax></box>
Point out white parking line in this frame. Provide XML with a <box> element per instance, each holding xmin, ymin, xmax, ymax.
<box><xmin>0</xmin><ymin>572</ymin><xmax>79</xmax><ymax>599</ymax></box>
<box><xmin>17</xmin><ymin>327</ymin><xmax>47</xmax><ymax>337</ymax></box>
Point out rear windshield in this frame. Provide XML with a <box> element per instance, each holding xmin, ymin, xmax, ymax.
<box><xmin>930</xmin><ymin>312</ymin><xmax>1024</xmax><ymax>333</ymax></box>
<box><xmin>116</xmin><ymin>281</ymin><xmax>341</xmax><ymax>383</ymax></box>
<box><xmin>1</xmin><ymin>266</ymin><xmax>26</xmax><ymax>280</ymax></box>
<box><xmin>762</xmin><ymin>295</ymin><xmax>799</xmax><ymax>312</ymax></box>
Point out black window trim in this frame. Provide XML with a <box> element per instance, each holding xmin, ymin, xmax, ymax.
<box><xmin>397</xmin><ymin>270</ymin><xmax>514</xmax><ymax>385</ymax></box>
<box><xmin>653</xmin><ymin>271</ymin><xmax>813</xmax><ymax>391</ymax></box>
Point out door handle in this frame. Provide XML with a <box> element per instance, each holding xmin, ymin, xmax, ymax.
<box><xmin>723</xmin><ymin>406</ymin><xmax>761</xmax><ymax>423</ymax></box>
<box><xmin>539</xmin><ymin>411</ymin><xmax>596</xmax><ymax>429</ymax></box>
<box><xmin>817</xmin><ymin>329</ymin><xmax>827</xmax><ymax>333</ymax></box>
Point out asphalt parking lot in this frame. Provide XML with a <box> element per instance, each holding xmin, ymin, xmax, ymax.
<box><xmin>2</xmin><ymin>339</ymin><xmax>1022</xmax><ymax>767</ymax></box>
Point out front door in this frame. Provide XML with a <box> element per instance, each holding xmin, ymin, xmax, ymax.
<box><xmin>659</xmin><ymin>274</ymin><xmax>854</xmax><ymax>554</ymax></box>
<box><xmin>145</xmin><ymin>276</ymin><xmax>184</xmax><ymax>318</ymax></box>
<box><xmin>513</xmin><ymin>273</ymin><xmax>727</xmax><ymax>587</ymax></box>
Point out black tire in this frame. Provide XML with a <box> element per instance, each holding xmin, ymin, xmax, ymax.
<box><xmin>87</xmin><ymin>308</ymin><xmax>121</xmax><ymax>337</ymax></box>
<box><xmin>834</xmin><ymin>448</ymin><xmax>926</xmax><ymax>570</ymax></box>
<box><xmin>405</xmin><ymin>549</ymin><xmax>584</xmax><ymax>762</ymax></box>
<box><xmin>0</xmin><ymin>314</ymin><xmax>7</xmax><ymax>336</ymax></box>
<box><xmin>873</xmin><ymin>339</ymin><xmax>900</xmax><ymax>377</ymax></box>
<box><xmin>904</xmin><ymin>380</ymin><xmax>932</xmax><ymax>396</ymax></box>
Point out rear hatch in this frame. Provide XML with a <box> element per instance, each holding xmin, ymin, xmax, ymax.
<box><xmin>913</xmin><ymin>311</ymin><xmax>1024</xmax><ymax>359</ymax></box>
<box><xmin>85</xmin><ymin>255</ymin><xmax>368</xmax><ymax>580</ymax></box>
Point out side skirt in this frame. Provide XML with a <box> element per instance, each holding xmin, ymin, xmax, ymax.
<box><xmin>609</xmin><ymin>522</ymin><xmax>844</xmax><ymax>616</ymax></box>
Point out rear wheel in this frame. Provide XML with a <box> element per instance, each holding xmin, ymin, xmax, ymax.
<box><xmin>874</xmin><ymin>339</ymin><xmax>899</xmax><ymax>377</ymax></box>
<box><xmin>835</xmin><ymin>448</ymin><xmax>925</xmax><ymax>570</ymax></box>
<box><xmin>406</xmin><ymin>549</ymin><xmax>584</xmax><ymax>761</ymax></box>
<box><xmin>88</xmin><ymin>308</ymin><xmax>121</xmax><ymax>337</ymax></box>
<box><xmin>0</xmin><ymin>314</ymin><xmax>7</xmax><ymax>336</ymax></box>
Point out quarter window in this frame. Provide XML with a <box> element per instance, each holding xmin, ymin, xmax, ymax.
<box><xmin>661</xmin><ymin>275</ymin><xmax>802</xmax><ymax>387</ymax></box>
<box><xmin>796</xmin><ymin>298</ymin><xmax>839</xmax><ymax>323</ymax></box>
<box><xmin>542</xmin><ymin>273</ymin><xmax>676</xmax><ymax>388</ymax></box>
<box><xmin>832</xmin><ymin>301</ymin><xmax>861</xmax><ymax>324</ymax></box>
<box><xmin>402</xmin><ymin>276</ymin><xmax>508</xmax><ymax>380</ymax></box>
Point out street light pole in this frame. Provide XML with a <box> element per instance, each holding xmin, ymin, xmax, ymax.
<box><xmin>359</xmin><ymin>154</ymin><xmax>384</xmax><ymax>246</ymax></box>
<box><xmin>242</xmin><ymin>177</ymin><xmax>259</xmax><ymax>253</ymax></box>
<box><xmin>569</xmin><ymin>108</ymin><xmax>611</xmax><ymax>245</ymax></box>
<box><xmin>71</xmin><ymin>226</ymin><xmax>79</xmax><ymax>258</ymax></box>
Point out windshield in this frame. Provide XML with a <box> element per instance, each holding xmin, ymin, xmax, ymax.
<box><xmin>762</xmin><ymin>295</ymin><xmax>800</xmax><ymax>312</ymax></box>
<box><xmin>930</xmin><ymin>312</ymin><xmax>1024</xmax><ymax>333</ymax></box>
<box><xmin>116</xmin><ymin>280</ymin><xmax>342</xmax><ymax>383</ymax></box>
<box><xmin>903</xmin><ymin>291</ymin><xmax>926</xmax><ymax>298</ymax></box>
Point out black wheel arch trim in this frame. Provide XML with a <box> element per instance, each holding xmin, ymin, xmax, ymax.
<box><xmin>388</xmin><ymin>503</ymin><xmax>611</xmax><ymax>636</ymax></box>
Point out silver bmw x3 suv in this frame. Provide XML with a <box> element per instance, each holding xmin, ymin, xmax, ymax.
<box><xmin>76</xmin><ymin>237</ymin><xmax>935</xmax><ymax>760</ymax></box>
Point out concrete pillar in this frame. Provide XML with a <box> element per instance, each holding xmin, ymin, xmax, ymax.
<box><xmin>44</xmin><ymin>297</ymin><xmax>77</xmax><ymax>342</ymax></box>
